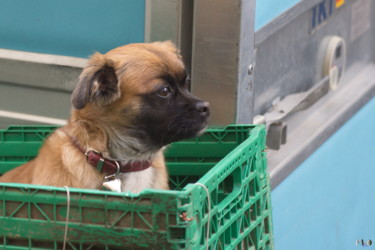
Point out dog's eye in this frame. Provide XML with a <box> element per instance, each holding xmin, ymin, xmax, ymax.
<box><xmin>156</xmin><ymin>86</ymin><xmax>171</xmax><ymax>98</ymax></box>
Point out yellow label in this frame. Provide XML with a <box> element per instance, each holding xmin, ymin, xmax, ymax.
<box><xmin>336</xmin><ymin>0</ymin><xmax>345</xmax><ymax>8</ymax></box>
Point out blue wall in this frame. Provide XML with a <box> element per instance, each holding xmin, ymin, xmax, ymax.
<box><xmin>272</xmin><ymin>97</ymin><xmax>375</xmax><ymax>249</ymax></box>
<box><xmin>0</xmin><ymin>0</ymin><xmax>145</xmax><ymax>58</ymax></box>
<box><xmin>0</xmin><ymin>0</ymin><xmax>302</xmax><ymax>57</ymax></box>
<box><xmin>255</xmin><ymin>0</ymin><xmax>302</xmax><ymax>30</ymax></box>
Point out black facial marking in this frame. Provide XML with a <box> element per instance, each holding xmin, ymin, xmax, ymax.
<box><xmin>160</xmin><ymin>74</ymin><xmax>175</xmax><ymax>86</ymax></box>
<box><xmin>130</xmin><ymin>74</ymin><xmax>210</xmax><ymax>147</ymax></box>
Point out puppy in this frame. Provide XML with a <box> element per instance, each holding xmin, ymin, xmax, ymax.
<box><xmin>0</xmin><ymin>41</ymin><xmax>210</xmax><ymax>193</ymax></box>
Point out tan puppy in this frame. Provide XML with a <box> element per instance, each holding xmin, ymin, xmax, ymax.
<box><xmin>0</xmin><ymin>41</ymin><xmax>210</xmax><ymax>193</ymax></box>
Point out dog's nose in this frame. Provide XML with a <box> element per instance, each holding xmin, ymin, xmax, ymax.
<box><xmin>195</xmin><ymin>101</ymin><xmax>210</xmax><ymax>117</ymax></box>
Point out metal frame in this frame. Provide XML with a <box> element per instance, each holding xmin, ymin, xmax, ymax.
<box><xmin>0</xmin><ymin>49</ymin><xmax>86</xmax><ymax>92</ymax></box>
<box><xmin>145</xmin><ymin>0</ymin><xmax>194</xmax><ymax>70</ymax></box>
<box><xmin>268</xmin><ymin>63</ymin><xmax>375</xmax><ymax>188</ymax></box>
<box><xmin>0</xmin><ymin>49</ymin><xmax>85</xmax><ymax>126</ymax></box>
<box><xmin>236</xmin><ymin>0</ymin><xmax>256</xmax><ymax>124</ymax></box>
<box><xmin>253</xmin><ymin>0</ymin><xmax>375</xmax><ymax>187</ymax></box>
<box><xmin>191</xmin><ymin>0</ymin><xmax>256</xmax><ymax>125</ymax></box>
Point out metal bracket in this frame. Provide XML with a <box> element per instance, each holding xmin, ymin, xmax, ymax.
<box><xmin>255</xmin><ymin>35</ymin><xmax>347</xmax><ymax>150</ymax></box>
<box><xmin>266</xmin><ymin>122</ymin><xmax>287</xmax><ymax>150</ymax></box>
<box><xmin>254</xmin><ymin>74</ymin><xmax>331</xmax><ymax>150</ymax></box>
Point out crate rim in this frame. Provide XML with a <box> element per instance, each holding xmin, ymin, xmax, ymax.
<box><xmin>0</xmin><ymin>124</ymin><xmax>265</xmax><ymax>199</ymax></box>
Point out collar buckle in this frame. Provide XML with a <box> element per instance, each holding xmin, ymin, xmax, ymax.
<box><xmin>104</xmin><ymin>161</ymin><xmax>121</xmax><ymax>181</ymax></box>
<box><xmin>85</xmin><ymin>150</ymin><xmax>101</xmax><ymax>161</ymax></box>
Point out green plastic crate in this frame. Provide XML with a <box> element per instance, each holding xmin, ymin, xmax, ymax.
<box><xmin>0</xmin><ymin>125</ymin><xmax>273</xmax><ymax>249</ymax></box>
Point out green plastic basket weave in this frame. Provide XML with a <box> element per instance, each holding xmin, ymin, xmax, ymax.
<box><xmin>0</xmin><ymin>125</ymin><xmax>273</xmax><ymax>249</ymax></box>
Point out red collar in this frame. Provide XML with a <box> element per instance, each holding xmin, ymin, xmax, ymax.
<box><xmin>62</xmin><ymin>130</ymin><xmax>152</xmax><ymax>179</ymax></box>
<box><xmin>85</xmin><ymin>150</ymin><xmax>152</xmax><ymax>179</ymax></box>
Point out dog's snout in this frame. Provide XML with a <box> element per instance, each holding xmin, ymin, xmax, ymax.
<box><xmin>195</xmin><ymin>101</ymin><xmax>210</xmax><ymax>117</ymax></box>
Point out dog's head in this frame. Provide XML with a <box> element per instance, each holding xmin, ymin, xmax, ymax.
<box><xmin>71</xmin><ymin>41</ymin><xmax>210</xmax><ymax>157</ymax></box>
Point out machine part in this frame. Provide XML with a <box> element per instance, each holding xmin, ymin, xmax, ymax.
<box><xmin>254</xmin><ymin>74</ymin><xmax>330</xmax><ymax>130</ymax></box>
<box><xmin>266</xmin><ymin>122</ymin><xmax>287</xmax><ymax>150</ymax></box>
<box><xmin>329</xmin><ymin>66</ymin><xmax>339</xmax><ymax>90</ymax></box>
<box><xmin>252</xmin><ymin>1</ymin><xmax>372</xmax><ymax>119</ymax></box>
<box><xmin>320</xmin><ymin>36</ymin><xmax>347</xmax><ymax>90</ymax></box>
<box><xmin>268</xmin><ymin>62</ymin><xmax>375</xmax><ymax>188</ymax></box>
<box><xmin>255</xmin><ymin>36</ymin><xmax>347</xmax><ymax>150</ymax></box>
<box><xmin>254</xmin><ymin>75</ymin><xmax>330</xmax><ymax>149</ymax></box>
<box><xmin>253</xmin><ymin>114</ymin><xmax>266</xmax><ymax>125</ymax></box>
<box><xmin>248</xmin><ymin>64</ymin><xmax>254</xmax><ymax>75</ymax></box>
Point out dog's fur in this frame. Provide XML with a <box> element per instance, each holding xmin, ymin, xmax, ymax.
<box><xmin>0</xmin><ymin>41</ymin><xmax>209</xmax><ymax>193</ymax></box>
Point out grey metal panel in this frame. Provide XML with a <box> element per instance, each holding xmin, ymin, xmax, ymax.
<box><xmin>253</xmin><ymin>0</ymin><xmax>375</xmax><ymax>117</ymax></box>
<box><xmin>0</xmin><ymin>49</ymin><xmax>86</xmax><ymax>91</ymax></box>
<box><xmin>255</xmin><ymin>0</ymin><xmax>322</xmax><ymax>46</ymax></box>
<box><xmin>236</xmin><ymin>0</ymin><xmax>256</xmax><ymax>124</ymax></box>
<box><xmin>0</xmin><ymin>81</ymin><xmax>71</xmax><ymax>120</ymax></box>
<box><xmin>254</xmin><ymin>12</ymin><xmax>319</xmax><ymax>117</ymax></box>
<box><xmin>0</xmin><ymin>49</ymin><xmax>84</xmax><ymax>127</ymax></box>
<box><xmin>191</xmin><ymin>0</ymin><xmax>255</xmax><ymax>125</ymax></box>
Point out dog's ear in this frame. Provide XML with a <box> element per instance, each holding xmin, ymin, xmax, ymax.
<box><xmin>72</xmin><ymin>53</ymin><xmax>120</xmax><ymax>109</ymax></box>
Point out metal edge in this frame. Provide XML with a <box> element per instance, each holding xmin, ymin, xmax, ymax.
<box><xmin>142</xmin><ymin>0</ymin><xmax>179</xmax><ymax>45</ymax></box>
<box><xmin>255</xmin><ymin>0</ymin><xmax>321</xmax><ymax>46</ymax></box>
<box><xmin>191</xmin><ymin>0</ymin><xmax>248</xmax><ymax>125</ymax></box>
<box><xmin>0</xmin><ymin>110</ymin><xmax>66</xmax><ymax>126</ymax></box>
<box><xmin>236</xmin><ymin>0</ymin><xmax>256</xmax><ymax>124</ymax></box>
<box><xmin>0</xmin><ymin>49</ymin><xmax>86</xmax><ymax>91</ymax></box>
<box><xmin>144</xmin><ymin>0</ymin><xmax>193</xmax><ymax>70</ymax></box>
<box><xmin>144</xmin><ymin>0</ymin><xmax>152</xmax><ymax>43</ymax></box>
<box><xmin>0</xmin><ymin>48</ymin><xmax>87</xmax><ymax>68</ymax></box>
